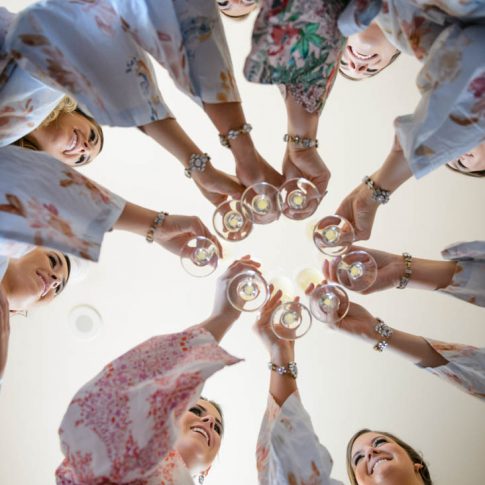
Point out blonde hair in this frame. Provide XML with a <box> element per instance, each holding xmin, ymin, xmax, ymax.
<box><xmin>40</xmin><ymin>96</ymin><xmax>78</xmax><ymax>127</ymax></box>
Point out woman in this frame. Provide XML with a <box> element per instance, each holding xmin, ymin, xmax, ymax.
<box><xmin>0</xmin><ymin>245</ymin><xmax>70</xmax><ymax>388</ymax></box>
<box><xmin>253</xmin><ymin>290</ymin><xmax>435</xmax><ymax>483</ymax></box>
<box><xmin>447</xmin><ymin>141</ymin><xmax>485</xmax><ymax>177</ymax></box>
<box><xmin>335</xmin><ymin>0</ymin><xmax>485</xmax><ymax>239</ymax></box>
<box><xmin>323</xmin><ymin>241</ymin><xmax>485</xmax><ymax>307</ymax></box>
<box><xmin>0</xmin><ymin>144</ymin><xmax>221</xmax><ymax>262</ymax></box>
<box><xmin>3</xmin><ymin>1</ymin><xmax>282</xmax><ymax>206</ymax></box>
<box><xmin>54</xmin><ymin>257</ymin><xmax>261</xmax><ymax>484</ymax></box>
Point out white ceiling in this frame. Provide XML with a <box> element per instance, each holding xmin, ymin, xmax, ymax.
<box><xmin>1</xmin><ymin>3</ymin><xmax>484</xmax><ymax>485</ymax></box>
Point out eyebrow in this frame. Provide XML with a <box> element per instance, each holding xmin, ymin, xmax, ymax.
<box><xmin>198</xmin><ymin>404</ymin><xmax>224</xmax><ymax>430</ymax></box>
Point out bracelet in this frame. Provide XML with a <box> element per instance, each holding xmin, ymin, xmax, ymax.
<box><xmin>362</xmin><ymin>176</ymin><xmax>391</xmax><ymax>204</ymax></box>
<box><xmin>373</xmin><ymin>318</ymin><xmax>393</xmax><ymax>352</ymax></box>
<box><xmin>283</xmin><ymin>133</ymin><xmax>319</xmax><ymax>149</ymax></box>
<box><xmin>219</xmin><ymin>123</ymin><xmax>252</xmax><ymax>148</ymax></box>
<box><xmin>268</xmin><ymin>361</ymin><xmax>298</xmax><ymax>379</ymax></box>
<box><xmin>185</xmin><ymin>153</ymin><xmax>210</xmax><ymax>178</ymax></box>
<box><xmin>146</xmin><ymin>211</ymin><xmax>168</xmax><ymax>243</ymax></box>
<box><xmin>397</xmin><ymin>252</ymin><xmax>413</xmax><ymax>289</ymax></box>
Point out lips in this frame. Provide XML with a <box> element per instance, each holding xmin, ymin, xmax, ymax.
<box><xmin>190</xmin><ymin>426</ymin><xmax>211</xmax><ymax>446</ymax></box>
<box><xmin>64</xmin><ymin>130</ymin><xmax>80</xmax><ymax>154</ymax></box>
<box><xmin>370</xmin><ymin>457</ymin><xmax>391</xmax><ymax>474</ymax></box>
<box><xmin>348</xmin><ymin>46</ymin><xmax>376</xmax><ymax>61</ymax></box>
<box><xmin>36</xmin><ymin>271</ymin><xmax>49</xmax><ymax>297</ymax></box>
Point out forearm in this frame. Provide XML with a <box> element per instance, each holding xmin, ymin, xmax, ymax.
<box><xmin>140</xmin><ymin>118</ymin><xmax>202</xmax><ymax>169</ymax></box>
<box><xmin>197</xmin><ymin>313</ymin><xmax>239</xmax><ymax>344</ymax></box>
<box><xmin>372</xmin><ymin>146</ymin><xmax>413</xmax><ymax>193</ymax></box>
<box><xmin>285</xmin><ymin>92</ymin><xmax>320</xmax><ymax>140</ymax></box>
<box><xmin>113</xmin><ymin>202</ymin><xmax>156</xmax><ymax>237</ymax></box>
<box><xmin>0</xmin><ymin>339</ymin><xmax>8</xmax><ymax>382</ymax></box>
<box><xmin>268</xmin><ymin>348</ymin><xmax>298</xmax><ymax>407</ymax></box>
<box><xmin>409</xmin><ymin>259</ymin><xmax>457</xmax><ymax>291</ymax></box>
<box><xmin>388</xmin><ymin>329</ymin><xmax>448</xmax><ymax>368</ymax></box>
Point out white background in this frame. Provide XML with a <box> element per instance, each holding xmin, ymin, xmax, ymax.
<box><xmin>1</xmin><ymin>2</ymin><xmax>484</xmax><ymax>484</ymax></box>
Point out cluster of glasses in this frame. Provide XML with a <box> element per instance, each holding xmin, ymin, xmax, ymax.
<box><xmin>180</xmin><ymin>179</ymin><xmax>323</xmax><ymax>277</ymax></box>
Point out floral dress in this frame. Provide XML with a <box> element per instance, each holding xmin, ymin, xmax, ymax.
<box><xmin>56</xmin><ymin>326</ymin><xmax>241</xmax><ymax>485</ymax></box>
<box><xmin>0</xmin><ymin>145</ymin><xmax>125</xmax><ymax>261</ymax></box>
<box><xmin>257</xmin><ymin>392</ymin><xmax>344</xmax><ymax>485</ymax></box>
<box><xmin>439</xmin><ymin>241</ymin><xmax>485</xmax><ymax>307</ymax></box>
<box><xmin>244</xmin><ymin>0</ymin><xmax>349</xmax><ymax>113</ymax></box>
<box><xmin>0</xmin><ymin>0</ymin><xmax>239</xmax><ymax>145</ymax></box>
<box><xmin>338</xmin><ymin>0</ymin><xmax>485</xmax><ymax>178</ymax></box>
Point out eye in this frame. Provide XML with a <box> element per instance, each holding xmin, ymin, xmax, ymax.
<box><xmin>189</xmin><ymin>406</ymin><xmax>202</xmax><ymax>416</ymax></box>
<box><xmin>456</xmin><ymin>158</ymin><xmax>467</xmax><ymax>169</ymax></box>
<box><xmin>89</xmin><ymin>129</ymin><xmax>96</xmax><ymax>143</ymax></box>
<box><xmin>48</xmin><ymin>254</ymin><xmax>56</xmax><ymax>268</ymax></box>
<box><xmin>217</xmin><ymin>0</ymin><xmax>230</xmax><ymax>8</ymax></box>
<box><xmin>214</xmin><ymin>423</ymin><xmax>222</xmax><ymax>435</ymax></box>
<box><xmin>375</xmin><ymin>438</ymin><xmax>388</xmax><ymax>446</ymax></box>
<box><xmin>340</xmin><ymin>59</ymin><xmax>348</xmax><ymax>66</ymax></box>
<box><xmin>76</xmin><ymin>154</ymin><xmax>86</xmax><ymax>165</ymax></box>
<box><xmin>366</xmin><ymin>68</ymin><xmax>378</xmax><ymax>73</ymax></box>
<box><xmin>354</xmin><ymin>454</ymin><xmax>363</xmax><ymax>466</ymax></box>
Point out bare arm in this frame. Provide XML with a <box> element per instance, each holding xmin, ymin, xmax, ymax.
<box><xmin>0</xmin><ymin>286</ymin><xmax>10</xmax><ymax>382</ymax></box>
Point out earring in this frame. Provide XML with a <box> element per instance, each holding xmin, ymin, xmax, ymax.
<box><xmin>198</xmin><ymin>474</ymin><xmax>205</xmax><ymax>485</ymax></box>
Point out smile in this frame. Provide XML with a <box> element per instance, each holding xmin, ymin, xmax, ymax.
<box><xmin>371</xmin><ymin>458</ymin><xmax>390</xmax><ymax>474</ymax></box>
<box><xmin>191</xmin><ymin>426</ymin><xmax>210</xmax><ymax>446</ymax></box>
<box><xmin>348</xmin><ymin>46</ymin><xmax>376</xmax><ymax>61</ymax></box>
<box><xmin>36</xmin><ymin>271</ymin><xmax>49</xmax><ymax>297</ymax></box>
<box><xmin>64</xmin><ymin>130</ymin><xmax>79</xmax><ymax>154</ymax></box>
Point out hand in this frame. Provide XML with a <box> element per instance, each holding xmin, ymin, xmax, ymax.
<box><xmin>154</xmin><ymin>215</ymin><xmax>223</xmax><ymax>258</ymax></box>
<box><xmin>193</xmin><ymin>164</ymin><xmax>245</xmax><ymax>206</ymax></box>
<box><xmin>235</xmin><ymin>149</ymin><xmax>284</xmax><ymax>188</ymax></box>
<box><xmin>335</xmin><ymin>301</ymin><xmax>377</xmax><ymax>342</ymax></box>
<box><xmin>323</xmin><ymin>246</ymin><xmax>404</xmax><ymax>294</ymax></box>
<box><xmin>335</xmin><ymin>182</ymin><xmax>380</xmax><ymax>241</ymax></box>
<box><xmin>283</xmin><ymin>147</ymin><xmax>330</xmax><ymax>200</ymax></box>
<box><xmin>253</xmin><ymin>289</ymin><xmax>295</xmax><ymax>362</ymax></box>
<box><xmin>0</xmin><ymin>286</ymin><xmax>10</xmax><ymax>379</ymax></box>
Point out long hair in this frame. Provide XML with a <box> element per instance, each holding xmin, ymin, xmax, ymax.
<box><xmin>346</xmin><ymin>429</ymin><xmax>432</xmax><ymax>485</ymax></box>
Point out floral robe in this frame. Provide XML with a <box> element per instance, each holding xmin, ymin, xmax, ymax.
<box><xmin>257</xmin><ymin>392</ymin><xmax>343</xmax><ymax>485</ymax></box>
<box><xmin>0</xmin><ymin>145</ymin><xmax>125</xmax><ymax>261</ymax></box>
<box><xmin>56</xmin><ymin>327</ymin><xmax>241</xmax><ymax>485</ymax></box>
<box><xmin>440</xmin><ymin>241</ymin><xmax>485</xmax><ymax>307</ymax></box>
<box><xmin>338</xmin><ymin>0</ymin><xmax>485</xmax><ymax>178</ymax></box>
<box><xmin>0</xmin><ymin>0</ymin><xmax>239</xmax><ymax>145</ymax></box>
<box><xmin>244</xmin><ymin>0</ymin><xmax>349</xmax><ymax>113</ymax></box>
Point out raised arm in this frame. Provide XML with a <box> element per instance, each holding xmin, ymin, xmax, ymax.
<box><xmin>0</xmin><ymin>286</ymin><xmax>10</xmax><ymax>386</ymax></box>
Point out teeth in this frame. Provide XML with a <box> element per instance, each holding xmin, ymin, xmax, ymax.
<box><xmin>372</xmin><ymin>459</ymin><xmax>389</xmax><ymax>473</ymax></box>
<box><xmin>191</xmin><ymin>427</ymin><xmax>209</xmax><ymax>443</ymax></box>
<box><xmin>66</xmin><ymin>132</ymin><xmax>78</xmax><ymax>151</ymax></box>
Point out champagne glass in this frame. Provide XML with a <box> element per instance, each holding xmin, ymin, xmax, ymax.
<box><xmin>313</xmin><ymin>215</ymin><xmax>354</xmax><ymax>256</ymax></box>
<box><xmin>226</xmin><ymin>270</ymin><xmax>269</xmax><ymax>312</ymax></box>
<box><xmin>271</xmin><ymin>301</ymin><xmax>312</xmax><ymax>340</ymax></box>
<box><xmin>309</xmin><ymin>283</ymin><xmax>349</xmax><ymax>324</ymax></box>
<box><xmin>213</xmin><ymin>199</ymin><xmax>253</xmax><ymax>241</ymax></box>
<box><xmin>279</xmin><ymin>178</ymin><xmax>322</xmax><ymax>220</ymax></box>
<box><xmin>335</xmin><ymin>250</ymin><xmax>378</xmax><ymax>292</ymax></box>
<box><xmin>241</xmin><ymin>182</ymin><xmax>281</xmax><ymax>224</ymax></box>
<box><xmin>180</xmin><ymin>236</ymin><xmax>220</xmax><ymax>277</ymax></box>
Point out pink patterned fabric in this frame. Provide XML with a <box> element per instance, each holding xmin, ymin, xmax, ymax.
<box><xmin>56</xmin><ymin>327</ymin><xmax>241</xmax><ymax>484</ymax></box>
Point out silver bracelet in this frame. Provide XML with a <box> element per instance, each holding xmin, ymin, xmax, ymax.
<box><xmin>363</xmin><ymin>176</ymin><xmax>391</xmax><ymax>204</ymax></box>
<box><xmin>283</xmin><ymin>133</ymin><xmax>319</xmax><ymax>149</ymax></box>
<box><xmin>268</xmin><ymin>361</ymin><xmax>298</xmax><ymax>379</ymax></box>
<box><xmin>397</xmin><ymin>252</ymin><xmax>413</xmax><ymax>289</ymax></box>
<box><xmin>185</xmin><ymin>153</ymin><xmax>210</xmax><ymax>178</ymax></box>
<box><xmin>146</xmin><ymin>211</ymin><xmax>168</xmax><ymax>243</ymax></box>
<box><xmin>373</xmin><ymin>318</ymin><xmax>393</xmax><ymax>352</ymax></box>
<box><xmin>219</xmin><ymin>123</ymin><xmax>252</xmax><ymax>148</ymax></box>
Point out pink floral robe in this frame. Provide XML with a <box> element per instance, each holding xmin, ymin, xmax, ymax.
<box><xmin>0</xmin><ymin>145</ymin><xmax>125</xmax><ymax>261</ymax></box>
<box><xmin>338</xmin><ymin>0</ymin><xmax>485</xmax><ymax>178</ymax></box>
<box><xmin>56</xmin><ymin>327</ymin><xmax>241</xmax><ymax>484</ymax></box>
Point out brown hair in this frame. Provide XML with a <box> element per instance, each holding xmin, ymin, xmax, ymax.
<box><xmin>339</xmin><ymin>50</ymin><xmax>402</xmax><ymax>81</ymax></box>
<box><xmin>346</xmin><ymin>429</ymin><xmax>432</xmax><ymax>485</ymax></box>
<box><xmin>12</xmin><ymin>96</ymin><xmax>104</xmax><ymax>161</ymax></box>
<box><xmin>445</xmin><ymin>163</ymin><xmax>485</xmax><ymax>178</ymax></box>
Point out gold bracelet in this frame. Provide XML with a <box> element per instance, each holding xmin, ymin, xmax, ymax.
<box><xmin>146</xmin><ymin>211</ymin><xmax>168</xmax><ymax>243</ymax></box>
<box><xmin>397</xmin><ymin>252</ymin><xmax>412</xmax><ymax>289</ymax></box>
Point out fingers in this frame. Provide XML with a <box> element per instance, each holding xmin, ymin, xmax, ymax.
<box><xmin>190</xmin><ymin>217</ymin><xmax>224</xmax><ymax>257</ymax></box>
<box><xmin>322</xmin><ymin>259</ymin><xmax>338</xmax><ymax>282</ymax></box>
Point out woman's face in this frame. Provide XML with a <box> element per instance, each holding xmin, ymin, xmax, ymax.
<box><xmin>217</xmin><ymin>0</ymin><xmax>257</xmax><ymax>17</ymax></box>
<box><xmin>447</xmin><ymin>142</ymin><xmax>485</xmax><ymax>173</ymax></box>
<box><xmin>174</xmin><ymin>399</ymin><xmax>223</xmax><ymax>472</ymax></box>
<box><xmin>350</xmin><ymin>432</ymin><xmax>423</xmax><ymax>485</ymax></box>
<box><xmin>340</xmin><ymin>23</ymin><xmax>399</xmax><ymax>80</ymax></box>
<box><xmin>4</xmin><ymin>247</ymin><xmax>69</xmax><ymax>310</ymax></box>
<box><xmin>28</xmin><ymin>111</ymin><xmax>102</xmax><ymax>167</ymax></box>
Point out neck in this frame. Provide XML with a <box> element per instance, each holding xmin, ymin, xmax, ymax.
<box><xmin>1</xmin><ymin>262</ymin><xmax>23</xmax><ymax>311</ymax></box>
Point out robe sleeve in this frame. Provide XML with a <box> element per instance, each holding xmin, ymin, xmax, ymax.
<box><xmin>0</xmin><ymin>145</ymin><xmax>125</xmax><ymax>261</ymax></box>
<box><xmin>56</xmin><ymin>326</ymin><xmax>241</xmax><ymax>484</ymax></box>
<box><xmin>244</xmin><ymin>0</ymin><xmax>347</xmax><ymax>113</ymax></box>
<box><xmin>438</xmin><ymin>241</ymin><xmax>485</xmax><ymax>307</ymax></box>
<box><xmin>421</xmin><ymin>339</ymin><xmax>485</xmax><ymax>401</ymax></box>
<box><xmin>256</xmin><ymin>392</ymin><xmax>344</xmax><ymax>485</ymax></box>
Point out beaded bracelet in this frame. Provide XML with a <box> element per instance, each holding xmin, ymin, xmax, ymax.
<box><xmin>363</xmin><ymin>176</ymin><xmax>391</xmax><ymax>204</ymax></box>
<box><xmin>397</xmin><ymin>252</ymin><xmax>413</xmax><ymax>289</ymax></box>
<box><xmin>373</xmin><ymin>318</ymin><xmax>393</xmax><ymax>352</ymax></box>
<box><xmin>219</xmin><ymin>123</ymin><xmax>252</xmax><ymax>148</ymax></box>
<box><xmin>283</xmin><ymin>133</ymin><xmax>319</xmax><ymax>149</ymax></box>
<box><xmin>185</xmin><ymin>153</ymin><xmax>210</xmax><ymax>178</ymax></box>
<box><xmin>146</xmin><ymin>211</ymin><xmax>168</xmax><ymax>243</ymax></box>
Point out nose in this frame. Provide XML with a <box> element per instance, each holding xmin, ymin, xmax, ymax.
<box><xmin>48</xmin><ymin>270</ymin><xmax>62</xmax><ymax>291</ymax></box>
<box><xmin>201</xmin><ymin>415</ymin><xmax>215</xmax><ymax>429</ymax></box>
<box><xmin>348</xmin><ymin>59</ymin><xmax>368</xmax><ymax>72</ymax></box>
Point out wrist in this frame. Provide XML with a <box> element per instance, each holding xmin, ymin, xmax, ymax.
<box><xmin>409</xmin><ymin>259</ymin><xmax>457</xmax><ymax>290</ymax></box>
<box><xmin>270</xmin><ymin>348</ymin><xmax>295</xmax><ymax>365</ymax></box>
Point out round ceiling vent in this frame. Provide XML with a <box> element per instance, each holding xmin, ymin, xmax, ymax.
<box><xmin>68</xmin><ymin>305</ymin><xmax>103</xmax><ymax>340</ymax></box>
